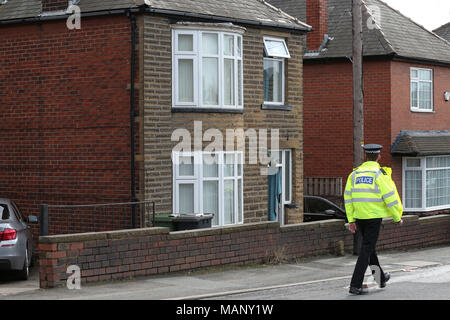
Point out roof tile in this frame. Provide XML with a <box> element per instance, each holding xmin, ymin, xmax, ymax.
<box><xmin>434</xmin><ymin>22</ymin><xmax>450</xmax><ymax>42</ymax></box>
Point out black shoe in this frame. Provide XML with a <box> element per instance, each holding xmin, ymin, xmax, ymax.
<box><xmin>349</xmin><ymin>286</ymin><xmax>363</xmax><ymax>295</ymax></box>
<box><xmin>380</xmin><ymin>272</ymin><xmax>390</xmax><ymax>288</ymax></box>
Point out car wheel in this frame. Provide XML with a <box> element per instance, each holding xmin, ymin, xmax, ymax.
<box><xmin>16</xmin><ymin>249</ymin><xmax>30</xmax><ymax>281</ymax></box>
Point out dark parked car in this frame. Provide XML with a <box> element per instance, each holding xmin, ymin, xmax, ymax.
<box><xmin>304</xmin><ymin>195</ymin><xmax>347</xmax><ymax>222</ymax></box>
<box><xmin>0</xmin><ymin>199</ymin><xmax>38</xmax><ymax>280</ymax></box>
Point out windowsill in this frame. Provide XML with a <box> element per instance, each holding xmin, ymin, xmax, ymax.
<box><xmin>404</xmin><ymin>206</ymin><xmax>450</xmax><ymax>212</ymax></box>
<box><xmin>410</xmin><ymin>108</ymin><xmax>435</xmax><ymax>113</ymax></box>
<box><xmin>261</xmin><ymin>104</ymin><xmax>292</xmax><ymax>111</ymax></box>
<box><xmin>172</xmin><ymin>107</ymin><xmax>244</xmax><ymax>114</ymax></box>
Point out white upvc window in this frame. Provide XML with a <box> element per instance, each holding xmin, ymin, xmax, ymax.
<box><xmin>410</xmin><ymin>67</ymin><xmax>433</xmax><ymax>112</ymax></box>
<box><xmin>268</xmin><ymin>149</ymin><xmax>292</xmax><ymax>226</ymax></box>
<box><xmin>263</xmin><ymin>37</ymin><xmax>291</xmax><ymax>59</ymax></box>
<box><xmin>263</xmin><ymin>37</ymin><xmax>290</xmax><ymax>105</ymax></box>
<box><xmin>173</xmin><ymin>151</ymin><xmax>244</xmax><ymax>226</ymax></box>
<box><xmin>269</xmin><ymin>149</ymin><xmax>292</xmax><ymax>204</ymax></box>
<box><xmin>172</xmin><ymin>28</ymin><xmax>243</xmax><ymax>110</ymax></box>
<box><xmin>403</xmin><ymin>155</ymin><xmax>450</xmax><ymax>211</ymax></box>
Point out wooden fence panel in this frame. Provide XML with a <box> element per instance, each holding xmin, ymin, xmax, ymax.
<box><xmin>304</xmin><ymin>177</ymin><xmax>343</xmax><ymax>197</ymax></box>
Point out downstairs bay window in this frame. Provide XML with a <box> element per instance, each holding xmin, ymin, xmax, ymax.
<box><xmin>403</xmin><ymin>156</ymin><xmax>450</xmax><ymax>211</ymax></box>
<box><xmin>173</xmin><ymin>151</ymin><xmax>244</xmax><ymax>226</ymax></box>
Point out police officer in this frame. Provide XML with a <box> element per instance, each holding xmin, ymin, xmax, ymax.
<box><xmin>344</xmin><ymin>144</ymin><xmax>403</xmax><ymax>295</ymax></box>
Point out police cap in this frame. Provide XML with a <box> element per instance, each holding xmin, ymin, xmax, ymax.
<box><xmin>362</xmin><ymin>144</ymin><xmax>383</xmax><ymax>154</ymax></box>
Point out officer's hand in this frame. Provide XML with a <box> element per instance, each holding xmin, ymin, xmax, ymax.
<box><xmin>396</xmin><ymin>219</ymin><xmax>403</xmax><ymax>227</ymax></box>
<box><xmin>348</xmin><ymin>222</ymin><xmax>357</xmax><ymax>233</ymax></box>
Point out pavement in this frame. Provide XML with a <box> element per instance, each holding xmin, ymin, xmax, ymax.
<box><xmin>1</xmin><ymin>244</ymin><xmax>449</xmax><ymax>300</ymax></box>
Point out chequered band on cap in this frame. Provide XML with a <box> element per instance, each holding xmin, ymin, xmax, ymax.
<box><xmin>362</xmin><ymin>144</ymin><xmax>383</xmax><ymax>154</ymax></box>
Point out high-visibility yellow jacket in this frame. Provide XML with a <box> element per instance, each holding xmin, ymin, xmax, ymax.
<box><xmin>344</xmin><ymin>161</ymin><xmax>403</xmax><ymax>223</ymax></box>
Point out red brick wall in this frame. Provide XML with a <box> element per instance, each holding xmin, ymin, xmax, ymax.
<box><xmin>390</xmin><ymin>61</ymin><xmax>450</xmax><ymax>137</ymax></box>
<box><xmin>306</xmin><ymin>0</ymin><xmax>328</xmax><ymax>51</ymax></box>
<box><xmin>39</xmin><ymin>214</ymin><xmax>450</xmax><ymax>288</ymax></box>
<box><xmin>303</xmin><ymin>58</ymin><xmax>392</xmax><ymax>185</ymax></box>
<box><xmin>0</xmin><ymin>16</ymin><xmax>138</xmax><ymax>233</ymax></box>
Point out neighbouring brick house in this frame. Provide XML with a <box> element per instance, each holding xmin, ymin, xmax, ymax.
<box><xmin>434</xmin><ymin>22</ymin><xmax>450</xmax><ymax>42</ymax></box>
<box><xmin>269</xmin><ymin>0</ymin><xmax>450</xmax><ymax>215</ymax></box>
<box><xmin>0</xmin><ymin>0</ymin><xmax>311</xmax><ymax>236</ymax></box>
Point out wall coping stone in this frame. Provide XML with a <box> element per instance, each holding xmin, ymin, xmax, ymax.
<box><xmin>382</xmin><ymin>215</ymin><xmax>419</xmax><ymax>225</ymax></box>
<box><xmin>40</xmin><ymin>222</ymin><xmax>281</xmax><ymax>243</ymax></box>
<box><xmin>318</xmin><ymin>219</ymin><xmax>346</xmax><ymax>228</ymax></box>
<box><xmin>419</xmin><ymin>214</ymin><xmax>450</xmax><ymax>225</ymax></box>
<box><xmin>39</xmin><ymin>227</ymin><xmax>169</xmax><ymax>244</ymax></box>
<box><xmin>167</xmin><ymin>222</ymin><xmax>280</xmax><ymax>239</ymax></box>
<box><xmin>280</xmin><ymin>219</ymin><xmax>347</xmax><ymax>233</ymax></box>
<box><xmin>280</xmin><ymin>220</ymin><xmax>321</xmax><ymax>232</ymax></box>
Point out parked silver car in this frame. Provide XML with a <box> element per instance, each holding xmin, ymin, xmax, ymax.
<box><xmin>0</xmin><ymin>199</ymin><xmax>37</xmax><ymax>280</ymax></box>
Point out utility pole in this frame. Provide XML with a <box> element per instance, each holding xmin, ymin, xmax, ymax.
<box><xmin>352</xmin><ymin>0</ymin><xmax>364</xmax><ymax>255</ymax></box>
<box><xmin>352</xmin><ymin>0</ymin><xmax>364</xmax><ymax>168</ymax></box>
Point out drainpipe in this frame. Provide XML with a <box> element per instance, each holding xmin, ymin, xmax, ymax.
<box><xmin>127</xmin><ymin>11</ymin><xmax>137</xmax><ymax>228</ymax></box>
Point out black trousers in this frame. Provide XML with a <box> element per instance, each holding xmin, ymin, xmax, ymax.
<box><xmin>350</xmin><ymin>218</ymin><xmax>386</xmax><ymax>288</ymax></box>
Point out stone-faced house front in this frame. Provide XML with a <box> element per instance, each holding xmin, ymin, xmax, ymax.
<box><xmin>0</xmin><ymin>0</ymin><xmax>311</xmax><ymax>234</ymax></box>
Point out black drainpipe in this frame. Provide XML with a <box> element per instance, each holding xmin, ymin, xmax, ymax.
<box><xmin>127</xmin><ymin>11</ymin><xmax>137</xmax><ymax>228</ymax></box>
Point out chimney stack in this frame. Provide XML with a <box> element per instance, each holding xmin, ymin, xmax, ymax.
<box><xmin>306</xmin><ymin>0</ymin><xmax>328</xmax><ymax>51</ymax></box>
<box><xmin>42</xmin><ymin>0</ymin><xmax>69</xmax><ymax>12</ymax></box>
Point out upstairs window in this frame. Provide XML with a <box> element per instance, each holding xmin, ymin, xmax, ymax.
<box><xmin>172</xmin><ymin>28</ymin><xmax>244</xmax><ymax>110</ymax></box>
<box><xmin>410</xmin><ymin>68</ymin><xmax>433</xmax><ymax>112</ymax></box>
<box><xmin>263</xmin><ymin>37</ymin><xmax>290</xmax><ymax>105</ymax></box>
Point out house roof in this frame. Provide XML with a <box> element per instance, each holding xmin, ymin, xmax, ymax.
<box><xmin>268</xmin><ymin>0</ymin><xmax>450</xmax><ymax>65</ymax></box>
<box><xmin>434</xmin><ymin>22</ymin><xmax>450</xmax><ymax>42</ymax></box>
<box><xmin>391</xmin><ymin>131</ymin><xmax>450</xmax><ymax>156</ymax></box>
<box><xmin>0</xmin><ymin>0</ymin><xmax>41</xmax><ymax>20</ymax></box>
<box><xmin>0</xmin><ymin>0</ymin><xmax>311</xmax><ymax>32</ymax></box>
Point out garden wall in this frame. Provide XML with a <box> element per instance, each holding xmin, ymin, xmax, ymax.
<box><xmin>39</xmin><ymin>214</ymin><xmax>450</xmax><ymax>288</ymax></box>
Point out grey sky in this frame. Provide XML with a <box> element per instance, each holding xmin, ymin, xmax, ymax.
<box><xmin>382</xmin><ymin>0</ymin><xmax>450</xmax><ymax>31</ymax></box>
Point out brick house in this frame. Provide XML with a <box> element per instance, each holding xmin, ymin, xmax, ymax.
<box><xmin>434</xmin><ymin>22</ymin><xmax>450</xmax><ymax>42</ymax></box>
<box><xmin>269</xmin><ymin>0</ymin><xmax>450</xmax><ymax>215</ymax></box>
<box><xmin>0</xmin><ymin>0</ymin><xmax>311</xmax><ymax>234</ymax></box>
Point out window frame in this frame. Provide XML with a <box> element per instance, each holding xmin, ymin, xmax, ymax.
<box><xmin>263</xmin><ymin>36</ymin><xmax>289</xmax><ymax>106</ymax></box>
<box><xmin>269</xmin><ymin>149</ymin><xmax>292</xmax><ymax>205</ymax></box>
<box><xmin>172</xmin><ymin>151</ymin><xmax>244</xmax><ymax>226</ymax></box>
<box><xmin>172</xmin><ymin>28</ymin><xmax>244</xmax><ymax>110</ymax></box>
<box><xmin>263</xmin><ymin>56</ymin><xmax>285</xmax><ymax>106</ymax></box>
<box><xmin>410</xmin><ymin>67</ymin><xmax>434</xmax><ymax>113</ymax></box>
<box><xmin>173</xmin><ymin>30</ymin><xmax>198</xmax><ymax>106</ymax></box>
<box><xmin>263</xmin><ymin>36</ymin><xmax>291</xmax><ymax>59</ymax></box>
<box><xmin>402</xmin><ymin>155</ymin><xmax>450</xmax><ymax>211</ymax></box>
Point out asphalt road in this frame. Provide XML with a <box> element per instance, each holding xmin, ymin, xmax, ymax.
<box><xmin>209</xmin><ymin>264</ymin><xmax>450</xmax><ymax>300</ymax></box>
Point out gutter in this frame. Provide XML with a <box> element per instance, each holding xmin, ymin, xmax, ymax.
<box><xmin>303</xmin><ymin>51</ymin><xmax>450</xmax><ymax>68</ymax></box>
<box><xmin>391</xmin><ymin>54</ymin><xmax>450</xmax><ymax>68</ymax></box>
